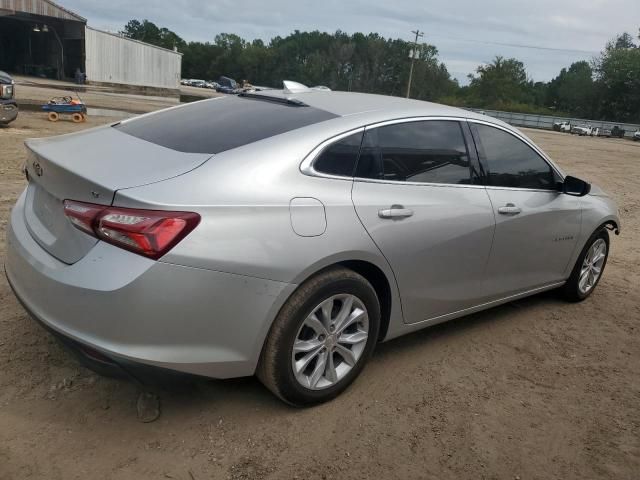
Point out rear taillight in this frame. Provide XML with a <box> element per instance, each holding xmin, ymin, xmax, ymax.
<box><xmin>63</xmin><ymin>200</ymin><xmax>200</xmax><ymax>260</ymax></box>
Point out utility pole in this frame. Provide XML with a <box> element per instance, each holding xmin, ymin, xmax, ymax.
<box><xmin>406</xmin><ymin>29</ymin><xmax>424</xmax><ymax>98</ymax></box>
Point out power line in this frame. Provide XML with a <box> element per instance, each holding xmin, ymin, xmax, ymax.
<box><xmin>428</xmin><ymin>34</ymin><xmax>600</xmax><ymax>55</ymax></box>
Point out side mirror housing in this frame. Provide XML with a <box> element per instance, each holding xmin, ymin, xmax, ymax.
<box><xmin>563</xmin><ymin>175</ymin><xmax>591</xmax><ymax>197</ymax></box>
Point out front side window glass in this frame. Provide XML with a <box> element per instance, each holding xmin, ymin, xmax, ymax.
<box><xmin>472</xmin><ymin>124</ymin><xmax>558</xmax><ymax>189</ymax></box>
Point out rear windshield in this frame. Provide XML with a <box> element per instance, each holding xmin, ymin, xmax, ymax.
<box><xmin>115</xmin><ymin>96</ymin><xmax>337</xmax><ymax>154</ymax></box>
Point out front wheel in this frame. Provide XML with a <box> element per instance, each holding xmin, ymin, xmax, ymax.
<box><xmin>562</xmin><ymin>229</ymin><xmax>609</xmax><ymax>302</ymax></box>
<box><xmin>257</xmin><ymin>267</ymin><xmax>380</xmax><ymax>406</ymax></box>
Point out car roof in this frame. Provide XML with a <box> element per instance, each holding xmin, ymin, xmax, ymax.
<box><xmin>249</xmin><ymin>89</ymin><xmax>494</xmax><ymax>124</ymax></box>
<box><xmin>235</xmin><ymin>89</ymin><xmax>552</xmax><ymax>171</ymax></box>
<box><xmin>117</xmin><ymin>88</ymin><xmax>521</xmax><ymax>157</ymax></box>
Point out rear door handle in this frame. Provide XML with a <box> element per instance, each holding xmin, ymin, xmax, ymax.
<box><xmin>498</xmin><ymin>203</ymin><xmax>522</xmax><ymax>215</ymax></box>
<box><xmin>378</xmin><ymin>205</ymin><xmax>414</xmax><ymax>219</ymax></box>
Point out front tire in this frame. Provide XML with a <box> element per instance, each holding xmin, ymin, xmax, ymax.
<box><xmin>562</xmin><ymin>229</ymin><xmax>609</xmax><ymax>302</ymax></box>
<box><xmin>257</xmin><ymin>267</ymin><xmax>380</xmax><ymax>406</ymax></box>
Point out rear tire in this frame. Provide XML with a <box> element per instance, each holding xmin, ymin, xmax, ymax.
<box><xmin>562</xmin><ymin>228</ymin><xmax>609</xmax><ymax>302</ymax></box>
<box><xmin>257</xmin><ymin>267</ymin><xmax>380</xmax><ymax>406</ymax></box>
<box><xmin>72</xmin><ymin>113</ymin><xmax>83</xmax><ymax>123</ymax></box>
<box><xmin>48</xmin><ymin>112</ymin><xmax>59</xmax><ymax>122</ymax></box>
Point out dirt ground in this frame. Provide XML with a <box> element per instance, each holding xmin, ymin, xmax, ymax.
<box><xmin>1</xmin><ymin>111</ymin><xmax>639</xmax><ymax>480</ymax></box>
<box><xmin>12</xmin><ymin>76</ymin><xmax>221</xmax><ymax>113</ymax></box>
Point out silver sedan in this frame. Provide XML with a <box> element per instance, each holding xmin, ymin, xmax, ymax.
<box><xmin>6</xmin><ymin>83</ymin><xmax>620</xmax><ymax>405</ymax></box>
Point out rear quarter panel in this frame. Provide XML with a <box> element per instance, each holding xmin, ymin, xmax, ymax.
<box><xmin>113</xmin><ymin>122</ymin><xmax>405</xmax><ymax>339</ymax></box>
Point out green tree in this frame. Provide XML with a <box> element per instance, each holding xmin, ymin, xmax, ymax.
<box><xmin>120</xmin><ymin>19</ymin><xmax>185</xmax><ymax>51</ymax></box>
<box><xmin>613</xmin><ymin>32</ymin><xmax>636</xmax><ymax>49</ymax></box>
<box><xmin>594</xmin><ymin>36</ymin><xmax>640</xmax><ymax>122</ymax></box>
<box><xmin>547</xmin><ymin>61</ymin><xmax>595</xmax><ymax>117</ymax></box>
<box><xmin>120</xmin><ymin>19</ymin><xmax>457</xmax><ymax>99</ymax></box>
<box><xmin>466</xmin><ymin>56</ymin><xmax>530</xmax><ymax>108</ymax></box>
<box><xmin>120</xmin><ymin>18</ymin><xmax>640</xmax><ymax>122</ymax></box>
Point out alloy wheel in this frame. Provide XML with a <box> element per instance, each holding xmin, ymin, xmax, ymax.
<box><xmin>291</xmin><ymin>294</ymin><xmax>369</xmax><ymax>390</ymax></box>
<box><xmin>578</xmin><ymin>238</ymin><xmax>607</xmax><ymax>295</ymax></box>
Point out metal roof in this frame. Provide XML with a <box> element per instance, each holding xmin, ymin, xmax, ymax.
<box><xmin>0</xmin><ymin>0</ymin><xmax>86</xmax><ymax>22</ymax></box>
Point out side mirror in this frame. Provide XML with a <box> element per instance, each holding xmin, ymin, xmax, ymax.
<box><xmin>563</xmin><ymin>175</ymin><xmax>591</xmax><ymax>197</ymax></box>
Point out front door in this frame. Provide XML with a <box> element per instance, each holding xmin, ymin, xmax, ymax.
<box><xmin>351</xmin><ymin>119</ymin><xmax>495</xmax><ymax>324</ymax></box>
<box><xmin>469</xmin><ymin>122</ymin><xmax>582</xmax><ymax>298</ymax></box>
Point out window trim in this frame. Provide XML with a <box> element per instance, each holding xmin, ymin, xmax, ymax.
<box><xmin>299</xmin><ymin>116</ymin><xmax>565</xmax><ymax>190</ymax></box>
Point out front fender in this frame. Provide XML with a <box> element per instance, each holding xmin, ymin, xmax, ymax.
<box><xmin>565</xmin><ymin>194</ymin><xmax>620</xmax><ymax>277</ymax></box>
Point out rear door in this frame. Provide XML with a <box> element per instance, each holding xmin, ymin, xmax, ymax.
<box><xmin>469</xmin><ymin>122</ymin><xmax>581</xmax><ymax>298</ymax></box>
<box><xmin>351</xmin><ymin>119</ymin><xmax>495</xmax><ymax>324</ymax></box>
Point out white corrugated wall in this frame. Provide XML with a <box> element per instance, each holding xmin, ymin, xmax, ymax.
<box><xmin>85</xmin><ymin>27</ymin><xmax>181</xmax><ymax>89</ymax></box>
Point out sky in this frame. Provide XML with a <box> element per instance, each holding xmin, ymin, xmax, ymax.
<box><xmin>62</xmin><ymin>0</ymin><xmax>640</xmax><ymax>85</ymax></box>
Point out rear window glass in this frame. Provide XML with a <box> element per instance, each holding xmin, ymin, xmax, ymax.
<box><xmin>314</xmin><ymin>132</ymin><xmax>363</xmax><ymax>177</ymax></box>
<box><xmin>115</xmin><ymin>96</ymin><xmax>337</xmax><ymax>154</ymax></box>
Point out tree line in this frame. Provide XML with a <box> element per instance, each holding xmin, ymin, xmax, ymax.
<box><xmin>121</xmin><ymin>20</ymin><xmax>640</xmax><ymax>123</ymax></box>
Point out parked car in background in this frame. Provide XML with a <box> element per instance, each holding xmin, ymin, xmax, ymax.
<box><xmin>553</xmin><ymin>121</ymin><xmax>572</xmax><ymax>133</ymax></box>
<box><xmin>571</xmin><ymin>124</ymin><xmax>594</xmax><ymax>136</ymax></box>
<box><xmin>216</xmin><ymin>76</ymin><xmax>238</xmax><ymax>93</ymax></box>
<box><xmin>312</xmin><ymin>85</ymin><xmax>332</xmax><ymax>91</ymax></box>
<box><xmin>595</xmin><ymin>127</ymin><xmax>624</xmax><ymax>138</ymax></box>
<box><xmin>0</xmin><ymin>70</ymin><xmax>18</xmax><ymax>126</ymax></box>
<box><xmin>6</xmin><ymin>83</ymin><xmax>620</xmax><ymax>406</ymax></box>
<box><xmin>609</xmin><ymin>126</ymin><xmax>626</xmax><ymax>138</ymax></box>
<box><xmin>205</xmin><ymin>81</ymin><xmax>220</xmax><ymax>90</ymax></box>
<box><xmin>634</xmin><ymin>130</ymin><xmax>640</xmax><ymax>141</ymax></box>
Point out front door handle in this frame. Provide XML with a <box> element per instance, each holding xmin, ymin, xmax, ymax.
<box><xmin>498</xmin><ymin>203</ymin><xmax>522</xmax><ymax>215</ymax></box>
<box><xmin>378</xmin><ymin>205</ymin><xmax>414</xmax><ymax>219</ymax></box>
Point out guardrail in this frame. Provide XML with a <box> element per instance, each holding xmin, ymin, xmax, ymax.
<box><xmin>466</xmin><ymin>108</ymin><xmax>640</xmax><ymax>138</ymax></box>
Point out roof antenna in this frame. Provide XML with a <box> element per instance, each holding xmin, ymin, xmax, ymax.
<box><xmin>283</xmin><ymin>80</ymin><xmax>312</xmax><ymax>94</ymax></box>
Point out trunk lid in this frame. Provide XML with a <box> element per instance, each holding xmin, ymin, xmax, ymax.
<box><xmin>23</xmin><ymin>126</ymin><xmax>211</xmax><ymax>264</ymax></box>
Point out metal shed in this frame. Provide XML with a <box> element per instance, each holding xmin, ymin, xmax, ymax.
<box><xmin>85</xmin><ymin>27</ymin><xmax>182</xmax><ymax>91</ymax></box>
<box><xmin>0</xmin><ymin>0</ymin><xmax>182</xmax><ymax>92</ymax></box>
<box><xmin>0</xmin><ymin>0</ymin><xmax>86</xmax><ymax>79</ymax></box>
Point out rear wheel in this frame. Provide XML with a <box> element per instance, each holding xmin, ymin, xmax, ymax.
<box><xmin>562</xmin><ymin>229</ymin><xmax>609</xmax><ymax>302</ymax></box>
<box><xmin>257</xmin><ymin>267</ymin><xmax>380</xmax><ymax>406</ymax></box>
<box><xmin>48</xmin><ymin>112</ymin><xmax>59</xmax><ymax>122</ymax></box>
<box><xmin>72</xmin><ymin>113</ymin><xmax>83</xmax><ymax>123</ymax></box>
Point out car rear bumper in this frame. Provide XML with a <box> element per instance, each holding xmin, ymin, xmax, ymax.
<box><xmin>6</xmin><ymin>189</ymin><xmax>296</xmax><ymax>379</ymax></box>
<box><xmin>5</xmin><ymin>275</ymin><xmax>181</xmax><ymax>382</ymax></box>
<box><xmin>0</xmin><ymin>100</ymin><xmax>18</xmax><ymax>124</ymax></box>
